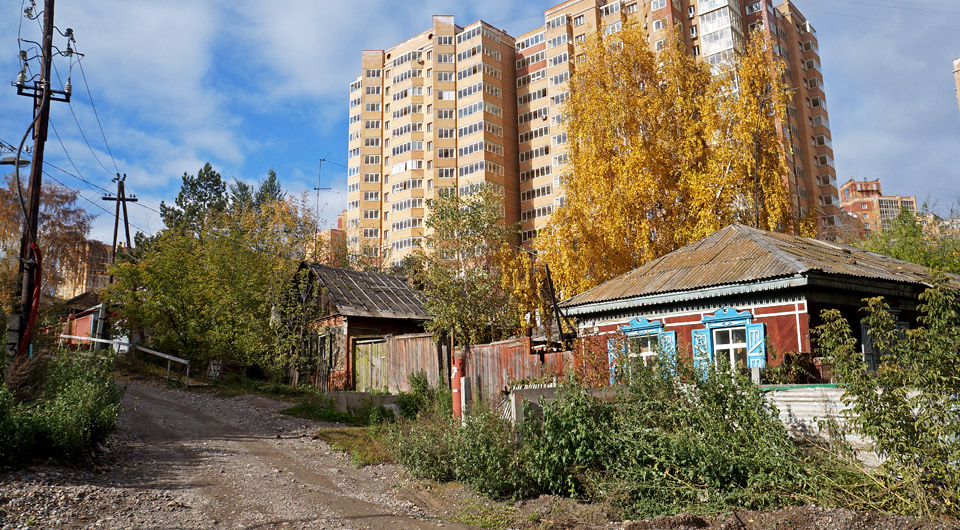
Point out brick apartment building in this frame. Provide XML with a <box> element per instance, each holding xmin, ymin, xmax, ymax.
<box><xmin>346</xmin><ymin>0</ymin><xmax>839</xmax><ymax>266</ymax></box>
<box><xmin>838</xmin><ymin>178</ymin><xmax>917</xmax><ymax>236</ymax></box>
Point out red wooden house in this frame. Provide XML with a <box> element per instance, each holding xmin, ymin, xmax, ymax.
<box><xmin>560</xmin><ymin>224</ymin><xmax>956</xmax><ymax>381</ymax></box>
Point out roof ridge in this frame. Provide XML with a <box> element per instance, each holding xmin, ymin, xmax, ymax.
<box><xmin>734</xmin><ymin>225</ymin><xmax>811</xmax><ymax>275</ymax></box>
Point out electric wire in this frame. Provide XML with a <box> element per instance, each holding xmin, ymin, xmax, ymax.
<box><xmin>76</xmin><ymin>58</ymin><xmax>121</xmax><ymax>174</ymax></box>
<box><xmin>42</xmin><ymin>171</ymin><xmax>151</xmax><ymax>234</ymax></box>
<box><xmin>48</xmin><ymin>117</ymin><xmax>111</xmax><ymax>194</ymax></box>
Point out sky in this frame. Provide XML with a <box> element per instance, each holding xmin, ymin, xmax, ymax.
<box><xmin>1</xmin><ymin>0</ymin><xmax>959</xmax><ymax>244</ymax></box>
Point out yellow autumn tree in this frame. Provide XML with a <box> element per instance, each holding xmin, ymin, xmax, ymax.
<box><xmin>536</xmin><ymin>24</ymin><xmax>800</xmax><ymax>296</ymax></box>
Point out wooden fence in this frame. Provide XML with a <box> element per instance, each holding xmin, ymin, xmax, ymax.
<box><xmin>461</xmin><ymin>337</ymin><xmax>575</xmax><ymax>404</ymax></box>
<box><xmin>353</xmin><ymin>333</ymin><xmax>444</xmax><ymax>393</ymax></box>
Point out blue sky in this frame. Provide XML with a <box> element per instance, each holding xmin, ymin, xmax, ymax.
<box><xmin>1</xmin><ymin>0</ymin><xmax>958</xmax><ymax>243</ymax></box>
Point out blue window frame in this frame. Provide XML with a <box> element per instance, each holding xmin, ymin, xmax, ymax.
<box><xmin>692</xmin><ymin>307</ymin><xmax>766</xmax><ymax>372</ymax></box>
<box><xmin>609</xmin><ymin>317</ymin><xmax>678</xmax><ymax>383</ymax></box>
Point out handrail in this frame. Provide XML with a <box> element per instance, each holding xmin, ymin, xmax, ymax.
<box><xmin>58</xmin><ymin>334</ymin><xmax>190</xmax><ymax>387</ymax></box>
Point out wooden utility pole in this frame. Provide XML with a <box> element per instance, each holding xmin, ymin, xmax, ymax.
<box><xmin>12</xmin><ymin>0</ymin><xmax>63</xmax><ymax>359</ymax></box>
<box><xmin>102</xmin><ymin>173</ymin><xmax>137</xmax><ymax>264</ymax></box>
<box><xmin>96</xmin><ymin>174</ymin><xmax>137</xmax><ymax>351</ymax></box>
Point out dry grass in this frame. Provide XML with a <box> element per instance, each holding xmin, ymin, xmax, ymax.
<box><xmin>313</xmin><ymin>427</ymin><xmax>393</xmax><ymax>467</ymax></box>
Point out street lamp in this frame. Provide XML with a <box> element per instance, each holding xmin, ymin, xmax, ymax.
<box><xmin>0</xmin><ymin>155</ymin><xmax>31</xmax><ymax>167</ymax></box>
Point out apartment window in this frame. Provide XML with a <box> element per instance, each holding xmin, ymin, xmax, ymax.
<box><xmin>692</xmin><ymin>45</ymin><xmax>700</xmax><ymax>56</ymax></box>
<box><xmin>655</xmin><ymin>39</ymin><xmax>666</xmax><ymax>51</ymax></box>
<box><xmin>626</xmin><ymin>3</ymin><xmax>638</xmax><ymax>14</ymax></box>
<box><xmin>574</xmin><ymin>15</ymin><xmax>584</xmax><ymax>26</ymax></box>
<box><xmin>365</xmin><ymin>86</ymin><xmax>381</xmax><ymax>95</ymax></box>
<box><xmin>690</xmin><ymin>25</ymin><xmax>698</xmax><ymax>38</ymax></box>
<box><xmin>745</xmin><ymin>1</ymin><xmax>762</xmax><ymax>15</ymax></box>
<box><xmin>687</xmin><ymin>5</ymin><xmax>696</xmax><ymax>18</ymax></box>
<box><xmin>362</xmin><ymin>228</ymin><xmax>379</xmax><ymax>239</ymax></box>
<box><xmin>575</xmin><ymin>34</ymin><xmax>586</xmax><ymax>44</ymax></box>
<box><xmin>437</xmin><ymin>109</ymin><xmax>455</xmax><ymax>120</ymax></box>
<box><xmin>365</xmin><ymin>69</ymin><xmax>381</xmax><ymax>78</ymax></box>
<box><xmin>437</xmin><ymin>35</ymin><xmax>454</xmax><ymax>46</ymax></box>
<box><xmin>437</xmin><ymin>53</ymin><xmax>454</xmax><ymax>63</ymax></box>
<box><xmin>437</xmin><ymin>90</ymin><xmax>455</xmax><ymax>100</ymax></box>
<box><xmin>651</xmin><ymin>0</ymin><xmax>667</xmax><ymax>10</ymax></box>
<box><xmin>437</xmin><ymin>148</ymin><xmax>455</xmax><ymax>158</ymax></box>
<box><xmin>436</xmin><ymin>71</ymin><xmax>454</xmax><ymax>82</ymax></box>
<box><xmin>364</xmin><ymin>120</ymin><xmax>381</xmax><ymax>129</ymax></box>
<box><xmin>363</xmin><ymin>155</ymin><xmax>380</xmax><ymax>165</ymax></box>
<box><xmin>365</xmin><ymin>103</ymin><xmax>381</xmax><ymax>112</ymax></box>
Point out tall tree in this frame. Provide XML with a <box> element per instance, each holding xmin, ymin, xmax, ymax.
<box><xmin>413</xmin><ymin>187</ymin><xmax>518</xmax><ymax>347</ymax></box>
<box><xmin>536</xmin><ymin>26</ymin><xmax>798</xmax><ymax>296</ymax></box>
<box><xmin>254</xmin><ymin>169</ymin><xmax>283</xmax><ymax>208</ymax></box>
<box><xmin>0</xmin><ymin>174</ymin><xmax>94</xmax><ymax>311</ymax></box>
<box><xmin>159</xmin><ymin>163</ymin><xmax>226</xmax><ymax>233</ymax></box>
<box><xmin>105</xmin><ymin>163</ymin><xmax>318</xmax><ymax>373</ymax></box>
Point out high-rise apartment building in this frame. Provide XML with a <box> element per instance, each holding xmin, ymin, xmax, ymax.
<box><xmin>346</xmin><ymin>0</ymin><xmax>839</xmax><ymax>265</ymax></box>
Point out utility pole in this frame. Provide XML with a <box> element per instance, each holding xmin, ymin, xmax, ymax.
<box><xmin>313</xmin><ymin>158</ymin><xmax>330</xmax><ymax>260</ymax></box>
<box><xmin>96</xmin><ymin>174</ymin><xmax>137</xmax><ymax>351</ymax></box>
<box><xmin>11</xmin><ymin>0</ymin><xmax>70</xmax><ymax>359</ymax></box>
<box><xmin>102</xmin><ymin>173</ymin><xmax>137</xmax><ymax>265</ymax></box>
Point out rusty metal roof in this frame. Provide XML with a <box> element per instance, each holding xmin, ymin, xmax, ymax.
<box><xmin>562</xmin><ymin>224</ymin><xmax>957</xmax><ymax>309</ymax></box>
<box><xmin>303</xmin><ymin>263</ymin><xmax>429</xmax><ymax>320</ymax></box>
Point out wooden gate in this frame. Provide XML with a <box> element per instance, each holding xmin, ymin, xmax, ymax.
<box><xmin>353</xmin><ymin>337</ymin><xmax>388</xmax><ymax>391</ymax></box>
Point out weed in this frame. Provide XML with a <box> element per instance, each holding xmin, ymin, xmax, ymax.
<box><xmin>313</xmin><ymin>427</ymin><xmax>393</xmax><ymax>467</ymax></box>
<box><xmin>1</xmin><ymin>351</ymin><xmax>123</xmax><ymax>466</ymax></box>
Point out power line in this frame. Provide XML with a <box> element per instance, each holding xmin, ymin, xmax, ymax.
<box><xmin>76</xmin><ymin>58</ymin><xmax>121</xmax><ymax>174</ymax></box>
<box><xmin>43</xmin><ymin>157</ymin><xmax>163</xmax><ymax>215</ymax></box>
<box><xmin>50</xmin><ymin>60</ymin><xmax>115</xmax><ymax>176</ymax></box>
<box><xmin>43</xmin><ymin>170</ymin><xmax>151</xmax><ymax>234</ymax></box>
<box><xmin>48</xmin><ymin>117</ymin><xmax>112</xmax><ymax>194</ymax></box>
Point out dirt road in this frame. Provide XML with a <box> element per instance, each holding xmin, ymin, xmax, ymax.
<box><xmin>2</xmin><ymin>380</ymin><xmax>476</xmax><ymax>530</ymax></box>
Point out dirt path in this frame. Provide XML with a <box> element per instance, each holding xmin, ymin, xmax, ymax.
<box><xmin>2</xmin><ymin>380</ymin><xmax>476</xmax><ymax>530</ymax></box>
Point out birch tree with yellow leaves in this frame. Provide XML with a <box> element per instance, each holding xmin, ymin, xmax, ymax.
<box><xmin>537</xmin><ymin>24</ymin><xmax>802</xmax><ymax>296</ymax></box>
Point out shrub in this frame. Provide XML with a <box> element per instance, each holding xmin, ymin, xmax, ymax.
<box><xmin>525</xmin><ymin>382</ymin><xmax>611</xmax><ymax>497</ymax></box>
<box><xmin>0</xmin><ymin>352</ymin><xmax>123</xmax><ymax>466</ymax></box>
<box><xmin>814</xmin><ymin>277</ymin><xmax>960</xmax><ymax>517</ymax></box>
<box><xmin>389</xmin><ymin>408</ymin><xmax>457</xmax><ymax>482</ymax></box>
<box><xmin>452</xmin><ymin>406</ymin><xmax>532</xmax><ymax>500</ymax></box>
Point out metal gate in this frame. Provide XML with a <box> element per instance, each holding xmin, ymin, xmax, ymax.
<box><xmin>354</xmin><ymin>337</ymin><xmax>388</xmax><ymax>392</ymax></box>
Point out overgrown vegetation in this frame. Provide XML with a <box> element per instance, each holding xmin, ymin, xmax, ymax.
<box><xmin>813</xmin><ymin>276</ymin><xmax>960</xmax><ymax>518</ymax></box>
<box><xmin>385</xmin><ymin>348</ymin><xmax>954</xmax><ymax>520</ymax></box>
<box><xmin>1</xmin><ymin>351</ymin><xmax>123</xmax><ymax>466</ymax></box>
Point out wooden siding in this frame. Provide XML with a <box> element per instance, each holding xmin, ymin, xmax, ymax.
<box><xmin>461</xmin><ymin>337</ymin><xmax>575</xmax><ymax>403</ymax></box>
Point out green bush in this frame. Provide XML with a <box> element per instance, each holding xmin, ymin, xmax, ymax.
<box><xmin>452</xmin><ymin>406</ymin><xmax>533</xmax><ymax>500</ymax></box>
<box><xmin>814</xmin><ymin>277</ymin><xmax>960</xmax><ymax>518</ymax></box>
<box><xmin>389</xmin><ymin>408</ymin><xmax>457</xmax><ymax>482</ymax></box>
<box><xmin>0</xmin><ymin>352</ymin><xmax>123</xmax><ymax>466</ymax></box>
<box><xmin>525</xmin><ymin>383</ymin><xmax>611</xmax><ymax>497</ymax></box>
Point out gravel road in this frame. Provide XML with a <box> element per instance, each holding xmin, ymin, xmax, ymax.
<box><xmin>1</xmin><ymin>380</ymin><xmax>474</xmax><ymax>530</ymax></box>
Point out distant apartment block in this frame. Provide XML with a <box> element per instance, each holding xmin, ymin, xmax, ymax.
<box><xmin>346</xmin><ymin>0</ymin><xmax>840</xmax><ymax>265</ymax></box>
<box><xmin>57</xmin><ymin>240</ymin><xmax>112</xmax><ymax>301</ymax></box>
<box><xmin>838</xmin><ymin>178</ymin><xmax>917</xmax><ymax>235</ymax></box>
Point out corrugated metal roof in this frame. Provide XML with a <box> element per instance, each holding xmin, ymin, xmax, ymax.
<box><xmin>562</xmin><ymin>224</ymin><xmax>957</xmax><ymax>309</ymax></box>
<box><xmin>303</xmin><ymin>263</ymin><xmax>429</xmax><ymax>320</ymax></box>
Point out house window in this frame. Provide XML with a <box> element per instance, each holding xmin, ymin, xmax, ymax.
<box><xmin>574</xmin><ymin>15</ymin><xmax>584</xmax><ymax>26</ymax></box>
<box><xmin>691</xmin><ymin>307</ymin><xmax>767</xmax><ymax>373</ymax></box>
<box><xmin>713</xmin><ymin>327</ymin><xmax>747</xmax><ymax>369</ymax></box>
<box><xmin>612</xmin><ymin>317</ymin><xmax>678</xmax><ymax>382</ymax></box>
<box><xmin>630</xmin><ymin>335</ymin><xmax>660</xmax><ymax>366</ymax></box>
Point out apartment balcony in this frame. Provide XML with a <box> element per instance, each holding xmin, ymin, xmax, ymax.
<box><xmin>810</xmin><ymin>115</ymin><xmax>830</xmax><ymax>130</ymax></box>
